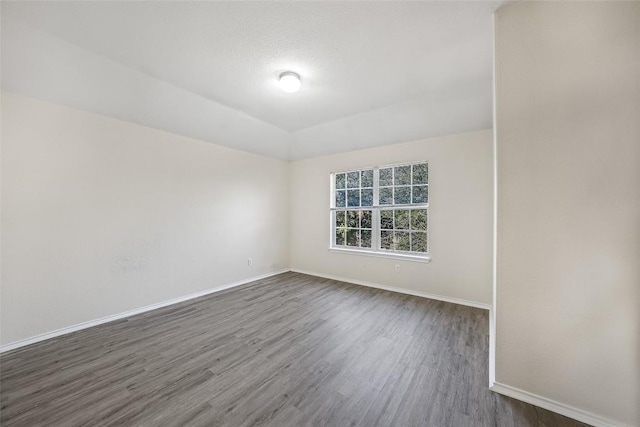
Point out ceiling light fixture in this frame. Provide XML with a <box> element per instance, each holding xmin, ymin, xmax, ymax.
<box><xmin>279</xmin><ymin>71</ymin><xmax>301</xmax><ymax>93</ymax></box>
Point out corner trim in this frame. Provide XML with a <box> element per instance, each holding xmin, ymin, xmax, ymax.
<box><xmin>290</xmin><ymin>268</ymin><xmax>490</xmax><ymax>310</ymax></box>
<box><xmin>490</xmin><ymin>382</ymin><xmax>627</xmax><ymax>427</ymax></box>
<box><xmin>0</xmin><ymin>269</ymin><xmax>290</xmax><ymax>354</ymax></box>
<box><xmin>490</xmin><ymin>10</ymin><xmax>498</xmax><ymax>390</ymax></box>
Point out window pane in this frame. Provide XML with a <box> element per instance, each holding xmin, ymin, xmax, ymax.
<box><xmin>347</xmin><ymin>171</ymin><xmax>360</xmax><ymax>188</ymax></box>
<box><xmin>347</xmin><ymin>210</ymin><xmax>359</xmax><ymax>228</ymax></box>
<box><xmin>361</xmin><ymin>188</ymin><xmax>373</xmax><ymax>206</ymax></box>
<box><xmin>346</xmin><ymin>229</ymin><xmax>359</xmax><ymax>246</ymax></box>
<box><xmin>361</xmin><ymin>210</ymin><xmax>372</xmax><ymax>229</ymax></box>
<box><xmin>395</xmin><ymin>210</ymin><xmax>410</xmax><ymax>230</ymax></box>
<box><xmin>361</xmin><ymin>230</ymin><xmax>372</xmax><ymax>248</ymax></box>
<box><xmin>379</xmin><ymin>168</ymin><xmax>393</xmax><ymax>186</ymax></box>
<box><xmin>380</xmin><ymin>210</ymin><xmax>393</xmax><ymax>229</ymax></box>
<box><xmin>412</xmin><ymin>163</ymin><xmax>428</xmax><ymax>185</ymax></box>
<box><xmin>331</xmin><ymin>162</ymin><xmax>429</xmax><ymax>257</ymax></box>
<box><xmin>410</xmin><ymin>209</ymin><xmax>427</xmax><ymax>231</ymax></box>
<box><xmin>347</xmin><ymin>190</ymin><xmax>360</xmax><ymax>207</ymax></box>
<box><xmin>381</xmin><ymin>230</ymin><xmax>393</xmax><ymax>249</ymax></box>
<box><xmin>395</xmin><ymin>231</ymin><xmax>410</xmax><ymax>251</ymax></box>
<box><xmin>394</xmin><ymin>166</ymin><xmax>411</xmax><ymax>185</ymax></box>
<box><xmin>380</xmin><ymin>187</ymin><xmax>393</xmax><ymax>205</ymax></box>
<box><xmin>411</xmin><ymin>232</ymin><xmax>427</xmax><ymax>253</ymax></box>
<box><xmin>395</xmin><ymin>187</ymin><xmax>411</xmax><ymax>204</ymax></box>
<box><xmin>361</xmin><ymin>169</ymin><xmax>373</xmax><ymax>187</ymax></box>
<box><xmin>412</xmin><ymin>185</ymin><xmax>428</xmax><ymax>204</ymax></box>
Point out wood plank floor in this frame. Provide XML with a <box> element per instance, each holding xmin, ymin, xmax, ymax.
<box><xmin>1</xmin><ymin>272</ymin><xmax>589</xmax><ymax>427</ymax></box>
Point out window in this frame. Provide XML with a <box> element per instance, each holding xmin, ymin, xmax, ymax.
<box><xmin>330</xmin><ymin>161</ymin><xmax>429</xmax><ymax>260</ymax></box>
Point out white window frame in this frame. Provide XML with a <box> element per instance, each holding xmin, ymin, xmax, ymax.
<box><xmin>329</xmin><ymin>161</ymin><xmax>430</xmax><ymax>263</ymax></box>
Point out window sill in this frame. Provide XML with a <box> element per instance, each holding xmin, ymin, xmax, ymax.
<box><xmin>328</xmin><ymin>247</ymin><xmax>431</xmax><ymax>263</ymax></box>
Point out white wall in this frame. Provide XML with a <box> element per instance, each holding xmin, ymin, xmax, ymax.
<box><xmin>290</xmin><ymin>130</ymin><xmax>493</xmax><ymax>306</ymax></box>
<box><xmin>0</xmin><ymin>91</ymin><xmax>290</xmax><ymax>346</ymax></box>
<box><xmin>495</xmin><ymin>2</ymin><xmax>640</xmax><ymax>426</ymax></box>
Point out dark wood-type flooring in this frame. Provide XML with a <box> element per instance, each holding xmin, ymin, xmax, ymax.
<box><xmin>1</xmin><ymin>272</ymin><xmax>589</xmax><ymax>426</ymax></box>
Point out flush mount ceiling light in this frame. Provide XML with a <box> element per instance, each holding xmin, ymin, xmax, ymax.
<box><xmin>279</xmin><ymin>71</ymin><xmax>301</xmax><ymax>93</ymax></box>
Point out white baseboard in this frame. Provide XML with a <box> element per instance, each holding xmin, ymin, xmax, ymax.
<box><xmin>290</xmin><ymin>268</ymin><xmax>491</xmax><ymax>310</ymax></box>
<box><xmin>0</xmin><ymin>269</ymin><xmax>289</xmax><ymax>354</ymax></box>
<box><xmin>4</xmin><ymin>269</ymin><xmax>624</xmax><ymax>427</ymax></box>
<box><xmin>0</xmin><ymin>268</ymin><xmax>489</xmax><ymax>353</ymax></box>
<box><xmin>490</xmin><ymin>382</ymin><xmax>627</xmax><ymax>427</ymax></box>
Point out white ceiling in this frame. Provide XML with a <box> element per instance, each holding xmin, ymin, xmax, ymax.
<box><xmin>1</xmin><ymin>1</ymin><xmax>502</xmax><ymax>160</ymax></box>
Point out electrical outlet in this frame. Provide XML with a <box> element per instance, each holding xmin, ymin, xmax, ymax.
<box><xmin>395</xmin><ymin>264</ymin><xmax>400</xmax><ymax>273</ymax></box>
<box><xmin>248</xmin><ymin>258</ymin><xmax>252</xmax><ymax>266</ymax></box>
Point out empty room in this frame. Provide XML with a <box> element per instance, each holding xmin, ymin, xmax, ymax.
<box><xmin>1</xmin><ymin>1</ymin><xmax>638</xmax><ymax>426</ymax></box>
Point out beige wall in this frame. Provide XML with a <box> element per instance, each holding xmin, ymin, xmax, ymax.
<box><xmin>290</xmin><ymin>130</ymin><xmax>493</xmax><ymax>306</ymax></box>
<box><xmin>0</xmin><ymin>91</ymin><xmax>290</xmax><ymax>346</ymax></box>
<box><xmin>495</xmin><ymin>2</ymin><xmax>640</xmax><ymax>425</ymax></box>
